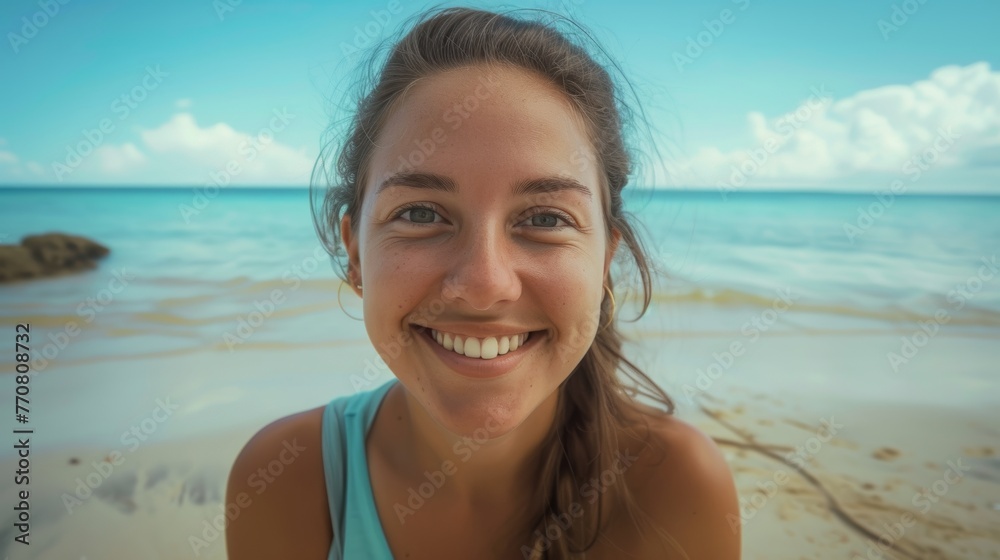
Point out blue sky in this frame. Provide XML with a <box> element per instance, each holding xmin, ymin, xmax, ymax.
<box><xmin>1</xmin><ymin>0</ymin><xmax>998</xmax><ymax>192</ymax></box>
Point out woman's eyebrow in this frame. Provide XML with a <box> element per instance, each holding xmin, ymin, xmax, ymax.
<box><xmin>512</xmin><ymin>176</ymin><xmax>593</xmax><ymax>200</ymax></box>
<box><xmin>377</xmin><ymin>171</ymin><xmax>456</xmax><ymax>195</ymax></box>
<box><xmin>377</xmin><ymin>171</ymin><xmax>592</xmax><ymax>200</ymax></box>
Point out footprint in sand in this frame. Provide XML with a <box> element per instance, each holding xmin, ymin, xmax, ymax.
<box><xmin>873</xmin><ymin>447</ymin><xmax>901</xmax><ymax>461</ymax></box>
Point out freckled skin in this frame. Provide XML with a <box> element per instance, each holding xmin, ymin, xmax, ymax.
<box><xmin>333</xmin><ymin>65</ymin><xmax>640</xmax><ymax>558</ymax></box>
<box><xmin>341</xmin><ymin>65</ymin><xmax>619</xmax><ymax>441</ymax></box>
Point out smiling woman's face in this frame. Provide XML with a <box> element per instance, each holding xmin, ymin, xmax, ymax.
<box><xmin>342</xmin><ymin>64</ymin><xmax>619</xmax><ymax>437</ymax></box>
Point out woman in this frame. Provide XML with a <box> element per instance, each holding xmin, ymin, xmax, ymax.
<box><xmin>226</xmin><ymin>7</ymin><xmax>740</xmax><ymax>559</ymax></box>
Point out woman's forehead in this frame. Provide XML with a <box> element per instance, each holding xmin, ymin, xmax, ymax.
<box><xmin>367</xmin><ymin>66</ymin><xmax>600</xmax><ymax>199</ymax></box>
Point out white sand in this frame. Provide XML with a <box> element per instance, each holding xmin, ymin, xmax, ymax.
<box><xmin>2</xmin><ymin>300</ymin><xmax>999</xmax><ymax>559</ymax></box>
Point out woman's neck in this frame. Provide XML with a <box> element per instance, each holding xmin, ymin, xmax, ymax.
<box><xmin>388</xmin><ymin>382</ymin><xmax>561</xmax><ymax>508</ymax></box>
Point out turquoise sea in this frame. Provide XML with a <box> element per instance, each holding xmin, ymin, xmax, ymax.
<box><xmin>2</xmin><ymin>187</ymin><xmax>998</xmax><ymax>323</ymax></box>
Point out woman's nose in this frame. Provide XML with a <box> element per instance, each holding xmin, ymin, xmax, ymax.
<box><xmin>443</xmin><ymin>226</ymin><xmax>521</xmax><ymax>311</ymax></box>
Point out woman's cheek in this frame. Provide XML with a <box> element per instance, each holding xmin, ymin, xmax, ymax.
<box><xmin>555</xmin><ymin>307</ymin><xmax>601</xmax><ymax>366</ymax></box>
<box><xmin>546</xmin><ymin>280</ymin><xmax>601</xmax><ymax>366</ymax></box>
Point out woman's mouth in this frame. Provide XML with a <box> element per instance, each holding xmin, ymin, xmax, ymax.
<box><xmin>425</xmin><ymin>328</ymin><xmax>530</xmax><ymax>360</ymax></box>
<box><xmin>411</xmin><ymin>325</ymin><xmax>543</xmax><ymax>378</ymax></box>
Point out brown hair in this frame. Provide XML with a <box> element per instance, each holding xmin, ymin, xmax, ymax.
<box><xmin>310</xmin><ymin>7</ymin><xmax>675</xmax><ymax>558</ymax></box>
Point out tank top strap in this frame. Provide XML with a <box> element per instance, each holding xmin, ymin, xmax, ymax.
<box><xmin>321</xmin><ymin>393</ymin><xmax>351</xmax><ymax>560</ymax></box>
<box><xmin>322</xmin><ymin>379</ymin><xmax>397</xmax><ymax>560</ymax></box>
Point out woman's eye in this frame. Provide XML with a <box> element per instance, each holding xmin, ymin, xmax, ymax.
<box><xmin>529</xmin><ymin>214</ymin><xmax>560</xmax><ymax>228</ymax></box>
<box><xmin>393</xmin><ymin>205</ymin><xmax>572</xmax><ymax>229</ymax></box>
<box><xmin>395</xmin><ymin>204</ymin><xmax>440</xmax><ymax>224</ymax></box>
<box><xmin>524</xmin><ymin>210</ymin><xmax>573</xmax><ymax>229</ymax></box>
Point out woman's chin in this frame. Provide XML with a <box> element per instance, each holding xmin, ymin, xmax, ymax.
<box><xmin>430</xmin><ymin>402</ymin><xmax>524</xmax><ymax>440</ymax></box>
<box><xmin>422</xmin><ymin>386</ymin><xmax>561</xmax><ymax>443</ymax></box>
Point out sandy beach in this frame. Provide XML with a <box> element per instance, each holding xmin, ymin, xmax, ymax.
<box><xmin>3</xmin><ymin>292</ymin><xmax>998</xmax><ymax>560</ymax></box>
<box><xmin>689</xmin><ymin>382</ymin><xmax>1000</xmax><ymax>559</ymax></box>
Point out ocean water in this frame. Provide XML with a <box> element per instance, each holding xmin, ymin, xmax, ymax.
<box><xmin>2</xmin><ymin>187</ymin><xmax>998</xmax><ymax>321</ymax></box>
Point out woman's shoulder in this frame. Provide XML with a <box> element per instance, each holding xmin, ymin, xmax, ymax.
<box><xmin>612</xmin><ymin>408</ymin><xmax>742</xmax><ymax>559</ymax></box>
<box><xmin>225</xmin><ymin>405</ymin><xmax>332</xmax><ymax>559</ymax></box>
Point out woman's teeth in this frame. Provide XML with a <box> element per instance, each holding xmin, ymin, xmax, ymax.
<box><xmin>429</xmin><ymin>329</ymin><xmax>529</xmax><ymax>360</ymax></box>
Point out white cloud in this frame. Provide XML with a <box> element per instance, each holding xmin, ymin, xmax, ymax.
<box><xmin>93</xmin><ymin>142</ymin><xmax>147</xmax><ymax>173</ymax></box>
<box><xmin>672</xmin><ymin>62</ymin><xmax>1000</xmax><ymax>192</ymax></box>
<box><xmin>138</xmin><ymin>111</ymin><xmax>314</xmax><ymax>185</ymax></box>
<box><xmin>1</xmin><ymin>111</ymin><xmax>315</xmax><ymax>186</ymax></box>
<box><xmin>0</xmin><ymin>141</ymin><xmax>46</xmax><ymax>183</ymax></box>
<box><xmin>0</xmin><ymin>139</ymin><xmax>16</xmax><ymax>165</ymax></box>
<box><xmin>153</xmin><ymin>114</ymin><xmax>237</xmax><ymax>154</ymax></box>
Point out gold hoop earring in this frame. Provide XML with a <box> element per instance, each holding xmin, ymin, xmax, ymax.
<box><xmin>337</xmin><ymin>281</ymin><xmax>363</xmax><ymax>321</ymax></box>
<box><xmin>599</xmin><ymin>284</ymin><xmax>616</xmax><ymax>332</ymax></box>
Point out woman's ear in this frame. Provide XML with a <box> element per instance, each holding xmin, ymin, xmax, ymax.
<box><xmin>340</xmin><ymin>213</ymin><xmax>362</xmax><ymax>295</ymax></box>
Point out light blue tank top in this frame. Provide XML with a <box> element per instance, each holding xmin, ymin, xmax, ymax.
<box><xmin>322</xmin><ymin>379</ymin><xmax>397</xmax><ymax>560</ymax></box>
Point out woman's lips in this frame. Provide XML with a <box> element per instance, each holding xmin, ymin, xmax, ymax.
<box><xmin>428</xmin><ymin>328</ymin><xmax>529</xmax><ymax>359</ymax></box>
<box><xmin>413</xmin><ymin>325</ymin><xmax>542</xmax><ymax>379</ymax></box>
